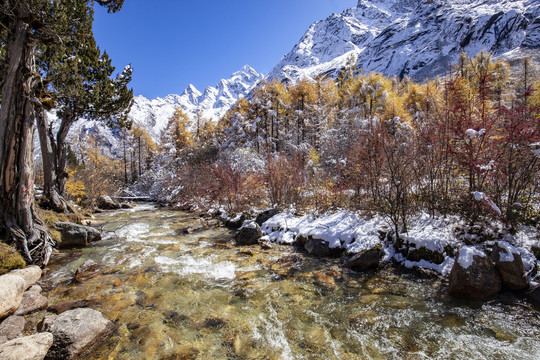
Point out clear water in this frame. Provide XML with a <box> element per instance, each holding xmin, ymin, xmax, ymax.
<box><xmin>42</xmin><ymin>204</ymin><xmax>540</xmax><ymax>360</ymax></box>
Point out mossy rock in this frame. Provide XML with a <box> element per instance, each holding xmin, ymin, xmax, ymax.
<box><xmin>0</xmin><ymin>242</ymin><xmax>26</xmax><ymax>275</ymax></box>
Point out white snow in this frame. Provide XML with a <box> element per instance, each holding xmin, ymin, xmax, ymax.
<box><xmin>457</xmin><ymin>246</ymin><xmax>486</xmax><ymax>269</ymax></box>
<box><xmin>400</xmin><ymin>212</ymin><xmax>459</xmax><ymax>253</ymax></box>
<box><xmin>497</xmin><ymin>240</ymin><xmax>520</xmax><ymax>263</ymax></box>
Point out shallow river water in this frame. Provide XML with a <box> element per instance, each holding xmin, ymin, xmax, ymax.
<box><xmin>42</xmin><ymin>204</ymin><xmax>540</xmax><ymax>360</ymax></box>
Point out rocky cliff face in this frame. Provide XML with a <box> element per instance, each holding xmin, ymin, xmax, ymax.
<box><xmin>267</xmin><ymin>0</ymin><xmax>540</xmax><ymax>83</ymax></box>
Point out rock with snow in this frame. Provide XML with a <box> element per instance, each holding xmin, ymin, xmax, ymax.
<box><xmin>489</xmin><ymin>241</ymin><xmax>529</xmax><ymax>290</ymax></box>
<box><xmin>267</xmin><ymin>0</ymin><xmax>540</xmax><ymax>83</ymax></box>
<box><xmin>39</xmin><ymin>308</ymin><xmax>115</xmax><ymax>360</ymax></box>
<box><xmin>10</xmin><ymin>266</ymin><xmax>42</xmax><ymax>290</ymax></box>
<box><xmin>0</xmin><ymin>332</ymin><xmax>53</xmax><ymax>360</ymax></box>
<box><xmin>343</xmin><ymin>248</ymin><xmax>382</xmax><ymax>271</ymax></box>
<box><xmin>96</xmin><ymin>195</ymin><xmax>121</xmax><ymax>210</ymax></box>
<box><xmin>0</xmin><ymin>274</ymin><xmax>26</xmax><ymax>319</ymax></box>
<box><xmin>305</xmin><ymin>238</ymin><xmax>336</xmax><ymax>257</ymax></box>
<box><xmin>53</xmin><ymin>223</ymin><xmax>102</xmax><ymax>249</ymax></box>
<box><xmin>531</xmin><ymin>241</ymin><xmax>540</xmax><ymax>260</ymax></box>
<box><xmin>255</xmin><ymin>208</ymin><xmax>280</xmax><ymax>226</ymax></box>
<box><xmin>0</xmin><ymin>316</ymin><xmax>25</xmax><ymax>343</ymax></box>
<box><xmin>449</xmin><ymin>246</ymin><xmax>501</xmax><ymax>300</ymax></box>
<box><xmin>235</xmin><ymin>221</ymin><xmax>263</xmax><ymax>246</ymax></box>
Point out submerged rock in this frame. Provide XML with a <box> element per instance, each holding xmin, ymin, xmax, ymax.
<box><xmin>40</xmin><ymin>308</ymin><xmax>115</xmax><ymax>360</ymax></box>
<box><xmin>96</xmin><ymin>195</ymin><xmax>121</xmax><ymax>210</ymax></box>
<box><xmin>528</xmin><ymin>286</ymin><xmax>540</xmax><ymax>309</ymax></box>
<box><xmin>53</xmin><ymin>223</ymin><xmax>102</xmax><ymax>249</ymax></box>
<box><xmin>344</xmin><ymin>249</ymin><xmax>382</xmax><ymax>271</ymax></box>
<box><xmin>235</xmin><ymin>221</ymin><xmax>263</xmax><ymax>246</ymax></box>
<box><xmin>0</xmin><ymin>315</ymin><xmax>25</xmax><ymax>343</ymax></box>
<box><xmin>74</xmin><ymin>260</ymin><xmax>105</xmax><ymax>283</ymax></box>
<box><xmin>0</xmin><ymin>274</ymin><xmax>26</xmax><ymax>319</ymax></box>
<box><xmin>449</xmin><ymin>246</ymin><xmax>501</xmax><ymax>300</ymax></box>
<box><xmin>489</xmin><ymin>241</ymin><xmax>529</xmax><ymax>291</ymax></box>
<box><xmin>0</xmin><ymin>332</ymin><xmax>53</xmax><ymax>360</ymax></box>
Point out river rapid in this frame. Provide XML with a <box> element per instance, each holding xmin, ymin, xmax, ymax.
<box><xmin>42</xmin><ymin>204</ymin><xmax>540</xmax><ymax>360</ymax></box>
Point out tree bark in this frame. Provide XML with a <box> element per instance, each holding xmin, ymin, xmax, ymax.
<box><xmin>36</xmin><ymin>108</ymin><xmax>73</xmax><ymax>213</ymax></box>
<box><xmin>0</xmin><ymin>18</ymin><xmax>54</xmax><ymax>265</ymax></box>
<box><xmin>55</xmin><ymin>114</ymin><xmax>76</xmax><ymax>197</ymax></box>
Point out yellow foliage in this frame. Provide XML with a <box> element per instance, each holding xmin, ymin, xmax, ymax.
<box><xmin>65</xmin><ymin>168</ymin><xmax>86</xmax><ymax>203</ymax></box>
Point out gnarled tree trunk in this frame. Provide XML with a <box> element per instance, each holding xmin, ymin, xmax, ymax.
<box><xmin>36</xmin><ymin>108</ymin><xmax>73</xmax><ymax>213</ymax></box>
<box><xmin>0</xmin><ymin>18</ymin><xmax>54</xmax><ymax>265</ymax></box>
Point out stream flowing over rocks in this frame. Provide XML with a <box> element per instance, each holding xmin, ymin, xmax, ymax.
<box><xmin>26</xmin><ymin>204</ymin><xmax>538</xmax><ymax>360</ymax></box>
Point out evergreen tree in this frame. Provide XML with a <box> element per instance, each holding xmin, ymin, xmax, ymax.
<box><xmin>0</xmin><ymin>0</ymin><xmax>125</xmax><ymax>265</ymax></box>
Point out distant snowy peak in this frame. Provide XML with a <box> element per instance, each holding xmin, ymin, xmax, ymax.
<box><xmin>129</xmin><ymin>65</ymin><xmax>263</xmax><ymax>139</ymax></box>
<box><xmin>268</xmin><ymin>0</ymin><xmax>540</xmax><ymax>83</ymax></box>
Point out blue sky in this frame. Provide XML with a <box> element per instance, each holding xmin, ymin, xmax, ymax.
<box><xmin>93</xmin><ymin>0</ymin><xmax>357</xmax><ymax>98</ymax></box>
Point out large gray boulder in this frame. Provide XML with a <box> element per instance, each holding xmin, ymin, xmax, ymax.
<box><xmin>15</xmin><ymin>286</ymin><xmax>48</xmax><ymax>316</ymax></box>
<box><xmin>96</xmin><ymin>195</ymin><xmax>121</xmax><ymax>210</ymax></box>
<box><xmin>449</xmin><ymin>246</ymin><xmax>501</xmax><ymax>300</ymax></box>
<box><xmin>235</xmin><ymin>221</ymin><xmax>263</xmax><ymax>246</ymax></box>
<box><xmin>10</xmin><ymin>266</ymin><xmax>42</xmax><ymax>290</ymax></box>
<box><xmin>53</xmin><ymin>223</ymin><xmax>102</xmax><ymax>249</ymax></box>
<box><xmin>40</xmin><ymin>308</ymin><xmax>115</xmax><ymax>360</ymax></box>
<box><xmin>0</xmin><ymin>332</ymin><xmax>53</xmax><ymax>360</ymax></box>
<box><xmin>0</xmin><ymin>315</ymin><xmax>25</xmax><ymax>343</ymax></box>
<box><xmin>344</xmin><ymin>248</ymin><xmax>382</xmax><ymax>271</ymax></box>
<box><xmin>490</xmin><ymin>241</ymin><xmax>529</xmax><ymax>291</ymax></box>
<box><xmin>0</xmin><ymin>274</ymin><xmax>26</xmax><ymax>319</ymax></box>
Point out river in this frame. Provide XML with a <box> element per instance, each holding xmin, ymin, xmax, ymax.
<box><xmin>41</xmin><ymin>204</ymin><xmax>540</xmax><ymax>359</ymax></box>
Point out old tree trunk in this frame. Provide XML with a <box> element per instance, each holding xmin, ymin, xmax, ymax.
<box><xmin>0</xmin><ymin>18</ymin><xmax>54</xmax><ymax>265</ymax></box>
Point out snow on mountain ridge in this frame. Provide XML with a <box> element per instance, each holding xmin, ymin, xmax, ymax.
<box><xmin>268</xmin><ymin>0</ymin><xmax>540</xmax><ymax>83</ymax></box>
<box><xmin>128</xmin><ymin>65</ymin><xmax>263</xmax><ymax>139</ymax></box>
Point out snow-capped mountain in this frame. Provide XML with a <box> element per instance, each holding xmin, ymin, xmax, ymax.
<box><xmin>129</xmin><ymin>65</ymin><xmax>263</xmax><ymax>139</ymax></box>
<box><xmin>267</xmin><ymin>0</ymin><xmax>540</xmax><ymax>83</ymax></box>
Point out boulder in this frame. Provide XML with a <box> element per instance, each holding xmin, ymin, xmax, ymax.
<box><xmin>53</xmin><ymin>223</ymin><xmax>102</xmax><ymax>249</ymax></box>
<box><xmin>0</xmin><ymin>332</ymin><xmax>53</xmax><ymax>360</ymax></box>
<box><xmin>235</xmin><ymin>221</ymin><xmax>263</xmax><ymax>246</ymax></box>
<box><xmin>0</xmin><ymin>316</ymin><xmax>25</xmax><ymax>342</ymax></box>
<box><xmin>96</xmin><ymin>195</ymin><xmax>121</xmax><ymax>210</ymax></box>
<box><xmin>11</xmin><ymin>266</ymin><xmax>42</xmax><ymax>290</ymax></box>
<box><xmin>449</xmin><ymin>246</ymin><xmax>501</xmax><ymax>300</ymax></box>
<box><xmin>528</xmin><ymin>286</ymin><xmax>540</xmax><ymax>309</ymax></box>
<box><xmin>489</xmin><ymin>241</ymin><xmax>529</xmax><ymax>291</ymax></box>
<box><xmin>531</xmin><ymin>241</ymin><xmax>540</xmax><ymax>261</ymax></box>
<box><xmin>255</xmin><ymin>208</ymin><xmax>279</xmax><ymax>226</ymax></box>
<box><xmin>305</xmin><ymin>238</ymin><xmax>334</xmax><ymax>257</ymax></box>
<box><xmin>74</xmin><ymin>260</ymin><xmax>105</xmax><ymax>283</ymax></box>
<box><xmin>14</xmin><ymin>289</ymin><xmax>48</xmax><ymax>316</ymax></box>
<box><xmin>40</xmin><ymin>308</ymin><xmax>115</xmax><ymax>360</ymax></box>
<box><xmin>0</xmin><ymin>274</ymin><xmax>26</xmax><ymax>319</ymax></box>
<box><xmin>222</xmin><ymin>214</ymin><xmax>246</xmax><ymax>229</ymax></box>
<box><xmin>406</xmin><ymin>246</ymin><xmax>445</xmax><ymax>265</ymax></box>
<box><xmin>344</xmin><ymin>249</ymin><xmax>382</xmax><ymax>271</ymax></box>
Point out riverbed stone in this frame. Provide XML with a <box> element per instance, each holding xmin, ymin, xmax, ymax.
<box><xmin>0</xmin><ymin>332</ymin><xmax>53</xmax><ymax>360</ymax></box>
<box><xmin>14</xmin><ymin>288</ymin><xmax>48</xmax><ymax>316</ymax></box>
<box><xmin>528</xmin><ymin>286</ymin><xmax>540</xmax><ymax>309</ymax></box>
<box><xmin>305</xmin><ymin>238</ymin><xmax>333</xmax><ymax>257</ymax></box>
<box><xmin>96</xmin><ymin>195</ymin><xmax>121</xmax><ymax>210</ymax></box>
<box><xmin>449</xmin><ymin>248</ymin><xmax>501</xmax><ymax>300</ymax></box>
<box><xmin>344</xmin><ymin>249</ymin><xmax>382</xmax><ymax>271</ymax></box>
<box><xmin>0</xmin><ymin>315</ymin><xmax>25</xmax><ymax>342</ymax></box>
<box><xmin>489</xmin><ymin>242</ymin><xmax>529</xmax><ymax>291</ymax></box>
<box><xmin>11</xmin><ymin>266</ymin><xmax>42</xmax><ymax>290</ymax></box>
<box><xmin>235</xmin><ymin>221</ymin><xmax>263</xmax><ymax>246</ymax></box>
<box><xmin>41</xmin><ymin>308</ymin><xmax>115</xmax><ymax>360</ymax></box>
<box><xmin>0</xmin><ymin>274</ymin><xmax>26</xmax><ymax>319</ymax></box>
<box><xmin>53</xmin><ymin>223</ymin><xmax>102</xmax><ymax>249</ymax></box>
<box><xmin>74</xmin><ymin>260</ymin><xmax>105</xmax><ymax>283</ymax></box>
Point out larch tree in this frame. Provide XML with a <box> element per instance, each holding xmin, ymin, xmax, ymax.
<box><xmin>0</xmin><ymin>0</ymin><xmax>125</xmax><ymax>265</ymax></box>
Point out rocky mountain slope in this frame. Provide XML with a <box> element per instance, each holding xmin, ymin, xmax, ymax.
<box><xmin>267</xmin><ymin>0</ymin><xmax>540</xmax><ymax>83</ymax></box>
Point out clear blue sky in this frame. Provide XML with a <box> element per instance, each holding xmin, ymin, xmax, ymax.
<box><xmin>93</xmin><ymin>0</ymin><xmax>357</xmax><ymax>99</ymax></box>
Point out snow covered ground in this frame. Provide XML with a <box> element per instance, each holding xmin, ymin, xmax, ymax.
<box><xmin>258</xmin><ymin>209</ymin><xmax>539</xmax><ymax>279</ymax></box>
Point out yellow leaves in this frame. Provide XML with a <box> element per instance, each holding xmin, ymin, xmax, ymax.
<box><xmin>66</xmin><ymin>168</ymin><xmax>86</xmax><ymax>202</ymax></box>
